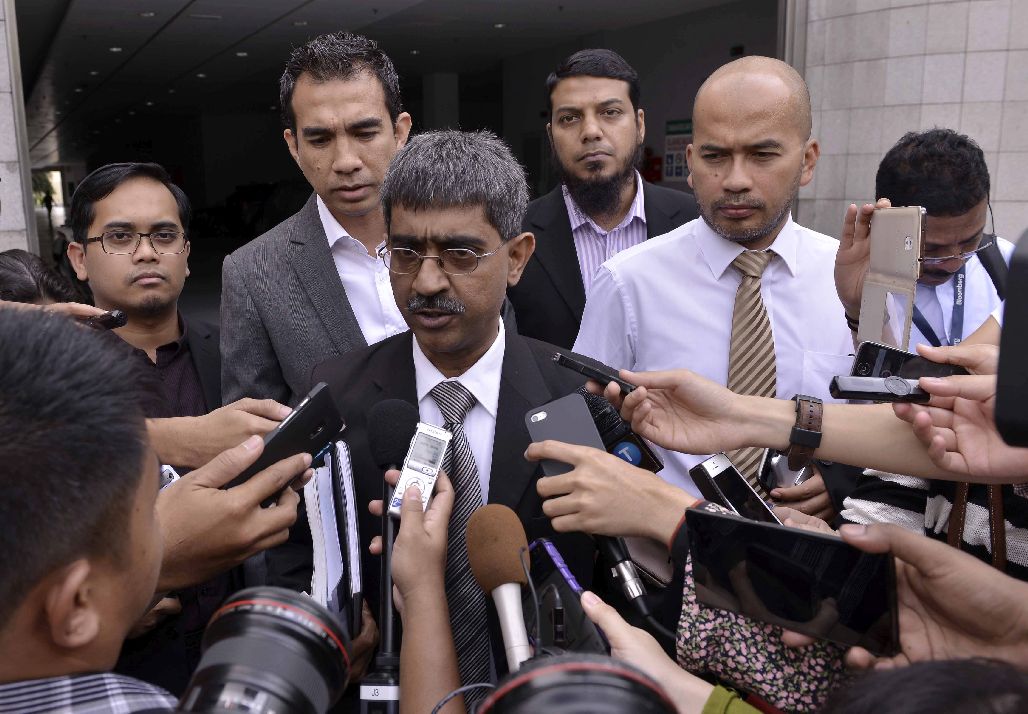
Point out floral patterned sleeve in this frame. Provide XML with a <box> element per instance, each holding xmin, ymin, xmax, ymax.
<box><xmin>676</xmin><ymin>556</ymin><xmax>852</xmax><ymax>712</ymax></box>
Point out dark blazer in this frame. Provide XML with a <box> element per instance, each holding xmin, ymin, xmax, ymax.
<box><xmin>220</xmin><ymin>194</ymin><xmax>367</xmax><ymax>406</ymax></box>
<box><xmin>185</xmin><ymin>318</ymin><xmax>222</xmax><ymax>410</ymax></box>
<box><xmin>267</xmin><ymin>329</ymin><xmax>596</xmax><ymax>624</ymax></box>
<box><xmin>508</xmin><ymin>181</ymin><xmax>699</xmax><ymax>349</ymax></box>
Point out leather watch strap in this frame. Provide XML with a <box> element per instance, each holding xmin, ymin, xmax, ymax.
<box><xmin>786</xmin><ymin>395</ymin><xmax>823</xmax><ymax>470</ymax></box>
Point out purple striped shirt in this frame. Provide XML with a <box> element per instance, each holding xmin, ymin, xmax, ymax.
<box><xmin>562</xmin><ymin>171</ymin><xmax>648</xmax><ymax>297</ymax></box>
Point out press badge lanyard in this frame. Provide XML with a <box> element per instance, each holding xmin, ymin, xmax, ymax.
<box><xmin>912</xmin><ymin>265</ymin><xmax>966</xmax><ymax>347</ymax></box>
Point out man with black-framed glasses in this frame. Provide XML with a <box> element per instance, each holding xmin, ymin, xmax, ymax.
<box><xmin>66</xmin><ymin>162</ymin><xmax>238</xmax><ymax>695</ymax></box>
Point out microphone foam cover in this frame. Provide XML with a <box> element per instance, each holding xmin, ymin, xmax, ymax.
<box><xmin>367</xmin><ymin>399</ymin><xmax>420</xmax><ymax>470</ymax></box>
<box><xmin>576</xmin><ymin>386</ymin><xmax>627</xmax><ymax>442</ymax></box>
<box><xmin>466</xmin><ymin>504</ymin><xmax>529</xmax><ymax>593</ymax></box>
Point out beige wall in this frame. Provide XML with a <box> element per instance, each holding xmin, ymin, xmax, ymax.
<box><xmin>0</xmin><ymin>0</ymin><xmax>36</xmax><ymax>253</ymax></box>
<box><xmin>793</xmin><ymin>0</ymin><xmax>1028</xmax><ymax>243</ymax></box>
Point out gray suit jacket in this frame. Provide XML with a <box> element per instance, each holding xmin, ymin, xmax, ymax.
<box><xmin>221</xmin><ymin>194</ymin><xmax>368</xmax><ymax>405</ymax></box>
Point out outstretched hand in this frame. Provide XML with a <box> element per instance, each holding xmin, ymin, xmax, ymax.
<box><xmin>835</xmin><ymin>198</ymin><xmax>891</xmax><ymax>318</ymax></box>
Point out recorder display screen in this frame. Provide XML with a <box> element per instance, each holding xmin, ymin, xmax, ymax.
<box><xmin>409</xmin><ymin>433</ymin><xmax>446</xmax><ymax>467</ymax></box>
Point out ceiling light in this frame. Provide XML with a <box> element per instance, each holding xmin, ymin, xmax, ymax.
<box><xmin>293</xmin><ymin>20</ymin><xmax>308</xmax><ymax>26</ymax></box>
<box><xmin>269</xmin><ymin>105</ymin><xmax>277</xmax><ymax>110</ymax></box>
<box><xmin>128</xmin><ymin>110</ymin><xmax>136</xmax><ymax>116</ymax></box>
<box><xmin>89</xmin><ymin>70</ymin><xmax>99</xmax><ymax>76</ymax></box>
<box><xmin>196</xmin><ymin>72</ymin><xmax>207</xmax><ymax>78</ymax></box>
<box><xmin>109</xmin><ymin>46</ymin><xmax>123</xmax><ymax>53</ymax></box>
<box><xmin>140</xmin><ymin>11</ymin><xmax>156</xmax><ymax>18</ymax></box>
<box><xmin>74</xmin><ymin>87</ymin><xmax>83</xmax><ymax>93</ymax></box>
<box><xmin>494</xmin><ymin>23</ymin><xmax>506</xmax><ymax>28</ymax></box>
<box><xmin>235</xmin><ymin>51</ymin><xmax>248</xmax><ymax>57</ymax></box>
<box><xmin>410</xmin><ymin>49</ymin><xmax>420</xmax><ymax>55</ymax></box>
<box><xmin>168</xmin><ymin>88</ymin><xmax>176</xmax><ymax>94</ymax></box>
<box><xmin>145</xmin><ymin>101</ymin><xmax>154</xmax><ymax>106</ymax></box>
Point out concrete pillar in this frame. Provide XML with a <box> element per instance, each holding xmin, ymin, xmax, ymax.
<box><xmin>0</xmin><ymin>0</ymin><xmax>38</xmax><ymax>253</ymax></box>
<box><xmin>422</xmin><ymin>72</ymin><xmax>460</xmax><ymax>130</ymax></box>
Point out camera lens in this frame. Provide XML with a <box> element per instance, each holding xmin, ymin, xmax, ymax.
<box><xmin>479</xmin><ymin>654</ymin><xmax>676</xmax><ymax>714</ymax></box>
<box><xmin>177</xmin><ymin>587</ymin><xmax>351</xmax><ymax>714</ymax></box>
<box><xmin>856</xmin><ymin>362</ymin><xmax>872</xmax><ymax>376</ymax></box>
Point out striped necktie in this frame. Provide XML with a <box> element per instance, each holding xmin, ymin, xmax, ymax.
<box><xmin>726</xmin><ymin>249</ymin><xmax>777</xmax><ymax>493</ymax></box>
<box><xmin>429</xmin><ymin>380</ymin><xmax>492</xmax><ymax>709</ymax></box>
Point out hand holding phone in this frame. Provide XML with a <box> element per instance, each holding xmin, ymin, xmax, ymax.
<box><xmin>388</xmin><ymin>423</ymin><xmax>451</xmax><ymax>518</ymax></box>
<box><xmin>553</xmin><ymin>352</ymin><xmax>636</xmax><ymax>396</ymax></box>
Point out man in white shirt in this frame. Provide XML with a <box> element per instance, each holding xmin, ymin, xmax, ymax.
<box><xmin>279</xmin><ymin>131</ymin><xmax>597</xmax><ymax>704</ymax></box>
<box><xmin>573</xmin><ymin>56</ymin><xmax>852</xmax><ymax>516</ymax></box>
<box><xmin>836</xmin><ymin>129</ymin><xmax>1013</xmax><ymax>350</ymax></box>
<box><xmin>220</xmin><ymin>32</ymin><xmax>412</xmax><ymax>406</ymax></box>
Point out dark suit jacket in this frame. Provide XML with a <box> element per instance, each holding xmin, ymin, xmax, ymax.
<box><xmin>268</xmin><ymin>330</ymin><xmax>596</xmax><ymax>628</ymax></box>
<box><xmin>508</xmin><ymin>181</ymin><xmax>699</xmax><ymax>349</ymax></box>
<box><xmin>186</xmin><ymin>317</ymin><xmax>222</xmax><ymax>410</ymax></box>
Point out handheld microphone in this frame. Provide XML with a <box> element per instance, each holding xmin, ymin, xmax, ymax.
<box><xmin>467</xmin><ymin>504</ymin><xmax>533</xmax><ymax>672</ymax></box>
<box><xmin>363</xmin><ymin>400</ymin><xmax>420</xmax><ymax>713</ymax></box>
<box><xmin>577</xmin><ymin>388</ymin><xmax>663</xmax><ymax>473</ymax></box>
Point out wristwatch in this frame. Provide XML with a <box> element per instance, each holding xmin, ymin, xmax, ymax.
<box><xmin>785</xmin><ymin>395</ymin><xmax>823</xmax><ymax>470</ymax></box>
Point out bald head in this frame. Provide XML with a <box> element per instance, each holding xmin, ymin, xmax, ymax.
<box><xmin>694</xmin><ymin>56</ymin><xmax>812</xmax><ymax>140</ymax></box>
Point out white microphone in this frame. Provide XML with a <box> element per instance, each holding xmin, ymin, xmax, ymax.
<box><xmin>467</xmin><ymin>504</ymin><xmax>532</xmax><ymax>672</ymax></box>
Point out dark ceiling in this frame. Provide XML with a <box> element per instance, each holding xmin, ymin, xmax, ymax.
<box><xmin>16</xmin><ymin>0</ymin><xmax>731</xmax><ymax>169</ymax></box>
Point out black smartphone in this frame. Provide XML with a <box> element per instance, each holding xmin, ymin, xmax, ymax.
<box><xmin>522</xmin><ymin>539</ymin><xmax>609</xmax><ymax>654</ymax></box>
<box><xmin>851</xmin><ymin>341</ymin><xmax>968</xmax><ymax>379</ymax></box>
<box><xmin>829</xmin><ymin>375</ymin><xmax>930</xmax><ymax>403</ymax></box>
<box><xmin>224</xmin><ymin>382</ymin><xmax>345</xmax><ymax>506</ymax></box>
<box><xmin>689</xmin><ymin>453</ymin><xmax>782</xmax><ymax>525</ymax></box>
<box><xmin>80</xmin><ymin>309</ymin><xmax>127</xmax><ymax>330</ymax></box>
<box><xmin>525</xmin><ymin>393</ymin><xmax>607</xmax><ymax>476</ymax></box>
<box><xmin>552</xmin><ymin>352</ymin><xmax>636</xmax><ymax>396</ymax></box>
<box><xmin>687</xmin><ymin>504</ymin><xmax>899</xmax><ymax>656</ymax></box>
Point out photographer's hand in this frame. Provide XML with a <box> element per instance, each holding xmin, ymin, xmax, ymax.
<box><xmin>834</xmin><ymin>199</ymin><xmax>890</xmax><ymax>319</ymax></box>
<box><xmin>156</xmin><ymin>436</ymin><xmax>311</xmax><ymax>591</ymax></box>
<box><xmin>838</xmin><ymin>523</ymin><xmax>1028</xmax><ymax>671</ymax></box>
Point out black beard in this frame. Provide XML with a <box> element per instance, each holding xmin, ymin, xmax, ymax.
<box><xmin>555</xmin><ymin>143</ymin><xmax>642</xmax><ymax>219</ymax></box>
<box><xmin>136</xmin><ymin>294</ymin><xmax>173</xmax><ymax>319</ymax></box>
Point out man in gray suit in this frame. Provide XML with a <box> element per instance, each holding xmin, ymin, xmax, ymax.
<box><xmin>221</xmin><ymin>32</ymin><xmax>412</xmax><ymax>405</ymax></box>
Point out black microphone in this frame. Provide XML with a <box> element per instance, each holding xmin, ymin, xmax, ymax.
<box><xmin>577</xmin><ymin>387</ymin><xmax>663</xmax><ymax>473</ymax></box>
<box><xmin>362</xmin><ymin>399</ymin><xmax>420</xmax><ymax>714</ymax></box>
<box><xmin>574</xmin><ymin>388</ymin><xmax>656</xmax><ymax>620</ymax></box>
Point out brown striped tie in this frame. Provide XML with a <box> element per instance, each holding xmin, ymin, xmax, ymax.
<box><xmin>726</xmin><ymin>250</ymin><xmax>777</xmax><ymax>493</ymax></box>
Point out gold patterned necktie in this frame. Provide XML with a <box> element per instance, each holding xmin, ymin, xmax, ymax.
<box><xmin>726</xmin><ymin>249</ymin><xmax>777</xmax><ymax>493</ymax></box>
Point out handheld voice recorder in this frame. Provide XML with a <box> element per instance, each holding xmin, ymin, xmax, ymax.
<box><xmin>388</xmin><ymin>422</ymin><xmax>452</xmax><ymax>518</ymax></box>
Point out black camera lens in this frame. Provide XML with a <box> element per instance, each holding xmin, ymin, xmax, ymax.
<box><xmin>478</xmin><ymin>654</ymin><xmax>676</xmax><ymax>714</ymax></box>
<box><xmin>177</xmin><ymin>587</ymin><xmax>350</xmax><ymax>714</ymax></box>
<box><xmin>856</xmin><ymin>362</ymin><xmax>872</xmax><ymax>376</ymax></box>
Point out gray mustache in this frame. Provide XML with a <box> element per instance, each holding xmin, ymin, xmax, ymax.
<box><xmin>407</xmin><ymin>294</ymin><xmax>466</xmax><ymax>314</ymax></box>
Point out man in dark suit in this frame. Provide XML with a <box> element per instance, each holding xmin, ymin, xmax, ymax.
<box><xmin>508</xmin><ymin>49</ymin><xmax>698</xmax><ymax>349</ymax></box>
<box><xmin>300</xmin><ymin>131</ymin><xmax>595</xmax><ymax>704</ymax></box>
<box><xmin>65</xmin><ymin>162</ymin><xmax>235</xmax><ymax>694</ymax></box>
<box><xmin>220</xmin><ymin>32</ymin><xmax>412</xmax><ymax>407</ymax></box>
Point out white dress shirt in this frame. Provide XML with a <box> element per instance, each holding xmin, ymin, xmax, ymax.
<box><xmin>909</xmin><ymin>236</ymin><xmax>1014</xmax><ymax>349</ymax></box>
<box><xmin>413</xmin><ymin>321</ymin><xmax>506</xmax><ymax>502</ymax></box>
<box><xmin>562</xmin><ymin>171</ymin><xmax>648</xmax><ymax>297</ymax></box>
<box><xmin>573</xmin><ymin>215</ymin><xmax>854</xmax><ymax>495</ymax></box>
<box><xmin>317</xmin><ymin>197</ymin><xmax>408</xmax><ymax>346</ymax></box>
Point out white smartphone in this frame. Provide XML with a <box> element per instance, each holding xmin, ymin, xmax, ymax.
<box><xmin>388</xmin><ymin>422</ymin><xmax>452</xmax><ymax>518</ymax></box>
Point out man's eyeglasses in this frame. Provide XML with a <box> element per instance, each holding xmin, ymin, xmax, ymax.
<box><xmin>378</xmin><ymin>245</ymin><xmax>502</xmax><ymax>275</ymax></box>
<box><xmin>919</xmin><ymin>237</ymin><xmax>996</xmax><ymax>266</ymax></box>
<box><xmin>84</xmin><ymin>231</ymin><xmax>188</xmax><ymax>255</ymax></box>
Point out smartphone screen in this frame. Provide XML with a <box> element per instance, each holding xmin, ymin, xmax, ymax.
<box><xmin>712</xmin><ymin>467</ymin><xmax>782</xmax><ymax>525</ymax></box>
<box><xmin>852</xmin><ymin>341</ymin><xmax>966</xmax><ymax>379</ymax></box>
<box><xmin>687</xmin><ymin>505</ymin><xmax>899</xmax><ymax>656</ymax></box>
<box><xmin>522</xmin><ymin>539</ymin><xmax>609</xmax><ymax>654</ymax></box>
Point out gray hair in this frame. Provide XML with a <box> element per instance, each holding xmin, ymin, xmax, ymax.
<box><xmin>380</xmin><ymin>130</ymin><xmax>529</xmax><ymax>241</ymax></box>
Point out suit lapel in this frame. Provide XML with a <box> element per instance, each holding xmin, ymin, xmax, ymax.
<box><xmin>288</xmin><ymin>195</ymin><xmax>368</xmax><ymax>355</ymax></box>
<box><xmin>488</xmin><ymin>333</ymin><xmax>553</xmax><ymax>510</ymax></box>
<box><xmin>370</xmin><ymin>332</ymin><xmax>418</xmax><ymax>404</ymax></box>
<box><xmin>527</xmin><ymin>187</ymin><xmax>587</xmax><ymax>318</ymax></box>
<box><xmin>185</xmin><ymin>321</ymin><xmax>223</xmax><ymax>410</ymax></box>
<box><xmin>643</xmin><ymin>182</ymin><xmax>684</xmax><ymax>239</ymax></box>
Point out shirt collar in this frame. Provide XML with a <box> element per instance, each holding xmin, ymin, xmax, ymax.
<box><xmin>413</xmin><ymin>320</ymin><xmax>505</xmax><ymax>419</ymax></box>
<box><xmin>694</xmin><ymin>213</ymin><xmax>800</xmax><ymax>279</ymax></box>
<box><xmin>316</xmin><ymin>195</ymin><xmax>357</xmax><ymax>249</ymax></box>
<box><xmin>561</xmin><ymin>171</ymin><xmax>647</xmax><ymax>235</ymax></box>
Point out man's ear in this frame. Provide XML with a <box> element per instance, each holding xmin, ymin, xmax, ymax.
<box><xmin>545</xmin><ymin>122</ymin><xmax>553</xmax><ymax>147</ymax></box>
<box><xmin>636</xmin><ymin>108</ymin><xmax>646</xmax><ymax>144</ymax></box>
<box><xmin>67</xmin><ymin>241</ymin><xmax>89</xmax><ymax>282</ymax></box>
<box><xmin>799</xmin><ymin>138</ymin><xmax>820</xmax><ymax>187</ymax></box>
<box><xmin>394</xmin><ymin>112</ymin><xmax>413</xmax><ymax>148</ymax></box>
<box><xmin>685</xmin><ymin>143</ymin><xmax>694</xmax><ymax>190</ymax></box>
<box><xmin>183</xmin><ymin>240</ymin><xmax>191</xmax><ymax>279</ymax></box>
<box><xmin>505</xmin><ymin>232</ymin><xmax>536</xmax><ymax>288</ymax></box>
<box><xmin>284</xmin><ymin>128</ymin><xmax>300</xmax><ymax>165</ymax></box>
<box><xmin>45</xmin><ymin>560</ymin><xmax>100</xmax><ymax>650</ymax></box>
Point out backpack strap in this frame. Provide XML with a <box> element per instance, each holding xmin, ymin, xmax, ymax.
<box><xmin>978</xmin><ymin>236</ymin><xmax>1007</xmax><ymax>301</ymax></box>
<box><xmin>946</xmin><ymin>482</ymin><xmax>1006</xmax><ymax>571</ymax></box>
